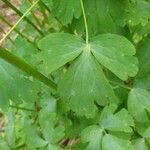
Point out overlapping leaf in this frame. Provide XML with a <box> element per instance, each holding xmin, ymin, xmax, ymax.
<box><xmin>102</xmin><ymin>134</ymin><xmax>134</xmax><ymax>150</ymax></box>
<box><xmin>38</xmin><ymin>33</ymin><xmax>138</xmax><ymax>116</ymax></box>
<box><xmin>128</xmin><ymin>88</ymin><xmax>150</xmax><ymax>123</ymax></box>
<box><xmin>136</xmin><ymin>122</ymin><xmax>150</xmax><ymax>138</ymax></box>
<box><xmin>134</xmin><ymin>138</ymin><xmax>150</xmax><ymax>150</ymax></box>
<box><xmin>37</xmin><ymin>33</ymin><xmax>83</xmax><ymax>75</ymax></box>
<box><xmin>128</xmin><ymin>0</ymin><xmax>150</xmax><ymax>26</ymax></box>
<box><xmin>90</xmin><ymin>34</ymin><xmax>138</xmax><ymax>80</ymax></box>
<box><xmin>99</xmin><ymin>104</ymin><xmax>134</xmax><ymax>133</ymax></box>
<box><xmin>136</xmin><ymin>37</ymin><xmax>150</xmax><ymax>77</ymax></box>
<box><xmin>127</xmin><ymin>35</ymin><xmax>150</xmax><ymax>147</ymax></box>
<box><xmin>73</xmin><ymin>0</ymin><xmax>131</xmax><ymax>36</ymax></box>
<box><xmin>81</xmin><ymin>125</ymin><xmax>103</xmax><ymax>150</ymax></box>
<box><xmin>81</xmin><ymin>105</ymin><xmax>134</xmax><ymax>150</ymax></box>
<box><xmin>128</xmin><ymin>37</ymin><xmax>150</xmax><ymax>123</ymax></box>
<box><xmin>39</xmin><ymin>100</ymin><xmax>65</xmax><ymax>148</ymax></box>
<box><xmin>58</xmin><ymin>51</ymin><xmax>118</xmax><ymax>117</ymax></box>
<box><xmin>0</xmin><ymin>60</ymin><xmax>40</xmax><ymax>109</ymax></box>
<box><xmin>0</xmin><ymin>102</ymin><xmax>64</xmax><ymax>150</ymax></box>
<box><xmin>52</xmin><ymin>0</ymin><xmax>81</xmax><ymax>25</ymax></box>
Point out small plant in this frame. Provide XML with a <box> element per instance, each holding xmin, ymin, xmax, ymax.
<box><xmin>0</xmin><ymin>0</ymin><xmax>150</xmax><ymax>149</ymax></box>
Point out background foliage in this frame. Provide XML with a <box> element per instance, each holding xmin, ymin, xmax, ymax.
<box><xmin>0</xmin><ymin>0</ymin><xmax>150</xmax><ymax>149</ymax></box>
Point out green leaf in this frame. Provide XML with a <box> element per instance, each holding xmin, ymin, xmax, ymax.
<box><xmin>131</xmin><ymin>23</ymin><xmax>150</xmax><ymax>36</ymax></box>
<box><xmin>37</xmin><ymin>33</ymin><xmax>83</xmax><ymax>74</ymax></box>
<box><xmin>38</xmin><ymin>33</ymin><xmax>138</xmax><ymax>116</ymax></box>
<box><xmin>52</xmin><ymin>0</ymin><xmax>81</xmax><ymax>25</ymax></box>
<box><xmin>129</xmin><ymin>0</ymin><xmax>150</xmax><ymax>25</ymax></box>
<box><xmin>0</xmin><ymin>139</ymin><xmax>10</xmax><ymax>150</ymax></box>
<box><xmin>91</xmin><ymin>34</ymin><xmax>138</xmax><ymax>80</ymax></box>
<box><xmin>134</xmin><ymin>138</ymin><xmax>150</xmax><ymax>150</ymax></box>
<box><xmin>0</xmin><ymin>60</ymin><xmax>41</xmax><ymax>109</ymax></box>
<box><xmin>65</xmin><ymin>116</ymin><xmax>94</xmax><ymax>138</ymax></box>
<box><xmin>22</xmin><ymin>117</ymin><xmax>47</xmax><ymax>149</ymax></box>
<box><xmin>81</xmin><ymin>125</ymin><xmax>103</xmax><ymax>150</ymax></box>
<box><xmin>38</xmin><ymin>96</ymin><xmax>65</xmax><ymax>147</ymax></box>
<box><xmin>134</xmin><ymin>75</ymin><xmax>150</xmax><ymax>90</ymax></box>
<box><xmin>102</xmin><ymin>134</ymin><xmax>134</xmax><ymax>150</ymax></box>
<box><xmin>99</xmin><ymin>104</ymin><xmax>134</xmax><ymax>133</ymax></box>
<box><xmin>5</xmin><ymin>110</ymin><xmax>15</xmax><ymax>148</ymax></box>
<box><xmin>12</xmin><ymin>36</ymin><xmax>38</xmax><ymax>62</ymax></box>
<box><xmin>128</xmin><ymin>88</ymin><xmax>150</xmax><ymax>123</ymax></box>
<box><xmin>47</xmin><ymin>144</ymin><xmax>63</xmax><ymax>150</ymax></box>
<box><xmin>42</xmin><ymin>0</ymin><xmax>53</xmax><ymax>9</ymax></box>
<box><xmin>39</xmin><ymin>112</ymin><xmax>65</xmax><ymax>144</ymax></box>
<box><xmin>136</xmin><ymin>37</ymin><xmax>150</xmax><ymax>77</ymax></box>
<box><xmin>58</xmin><ymin>51</ymin><xmax>118</xmax><ymax>117</ymax></box>
<box><xmin>136</xmin><ymin>122</ymin><xmax>150</xmax><ymax>138</ymax></box>
<box><xmin>73</xmin><ymin>0</ymin><xmax>131</xmax><ymax>36</ymax></box>
<box><xmin>38</xmin><ymin>33</ymin><xmax>138</xmax><ymax>79</ymax></box>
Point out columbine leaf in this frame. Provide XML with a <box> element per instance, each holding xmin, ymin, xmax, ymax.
<box><xmin>12</xmin><ymin>36</ymin><xmax>38</xmax><ymax>62</ymax></box>
<box><xmin>58</xmin><ymin>51</ymin><xmax>118</xmax><ymax>117</ymax></box>
<box><xmin>37</xmin><ymin>33</ymin><xmax>83</xmax><ymax>74</ymax></box>
<box><xmin>52</xmin><ymin>0</ymin><xmax>81</xmax><ymax>25</ymax></box>
<box><xmin>81</xmin><ymin>125</ymin><xmax>103</xmax><ymax>150</ymax></box>
<box><xmin>22</xmin><ymin>117</ymin><xmax>47</xmax><ymax>149</ymax></box>
<box><xmin>129</xmin><ymin>0</ymin><xmax>150</xmax><ymax>25</ymax></box>
<box><xmin>90</xmin><ymin>34</ymin><xmax>138</xmax><ymax>80</ymax></box>
<box><xmin>38</xmin><ymin>33</ymin><xmax>138</xmax><ymax>116</ymax></box>
<box><xmin>0</xmin><ymin>60</ymin><xmax>40</xmax><ymax>109</ymax></box>
<box><xmin>128</xmin><ymin>88</ymin><xmax>150</xmax><ymax>123</ymax></box>
<box><xmin>38</xmin><ymin>94</ymin><xmax>65</xmax><ymax>147</ymax></box>
<box><xmin>39</xmin><ymin>112</ymin><xmax>65</xmax><ymax>144</ymax></box>
<box><xmin>136</xmin><ymin>122</ymin><xmax>150</xmax><ymax>138</ymax></box>
<box><xmin>102</xmin><ymin>134</ymin><xmax>134</xmax><ymax>150</ymax></box>
<box><xmin>99</xmin><ymin>104</ymin><xmax>134</xmax><ymax>133</ymax></box>
<box><xmin>134</xmin><ymin>74</ymin><xmax>150</xmax><ymax>91</ymax></box>
<box><xmin>73</xmin><ymin>0</ymin><xmax>131</xmax><ymax>36</ymax></box>
<box><xmin>134</xmin><ymin>138</ymin><xmax>150</xmax><ymax>150</ymax></box>
<box><xmin>136</xmin><ymin>37</ymin><xmax>150</xmax><ymax>77</ymax></box>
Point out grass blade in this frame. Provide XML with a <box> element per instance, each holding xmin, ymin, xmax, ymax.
<box><xmin>1</xmin><ymin>0</ymin><xmax>44</xmax><ymax>36</ymax></box>
<box><xmin>0</xmin><ymin>0</ymin><xmax>42</xmax><ymax>44</ymax></box>
<box><xmin>0</xmin><ymin>46</ymin><xmax>57</xmax><ymax>91</ymax></box>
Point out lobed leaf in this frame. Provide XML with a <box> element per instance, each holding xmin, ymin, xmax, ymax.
<box><xmin>38</xmin><ymin>33</ymin><xmax>138</xmax><ymax>116</ymax></box>
<box><xmin>52</xmin><ymin>0</ymin><xmax>81</xmax><ymax>25</ymax></box>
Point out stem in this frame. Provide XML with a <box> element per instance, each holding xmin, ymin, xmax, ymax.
<box><xmin>0</xmin><ymin>0</ymin><xmax>42</xmax><ymax>44</ymax></box>
<box><xmin>0</xmin><ymin>28</ymin><xmax>14</xmax><ymax>44</ymax></box>
<box><xmin>80</xmin><ymin>0</ymin><xmax>89</xmax><ymax>44</ymax></box>
<box><xmin>9</xmin><ymin>105</ymin><xmax>36</xmax><ymax>112</ymax></box>
<box><xmin>109</xmin><ymin>80</ymin><xmax>131</xmax><ymax>90</ymax></box>
<box><xmin>0</xmin><ymin>46</ymin><xmax>57</xmax><ymax>91</ymax></box>
<box><xmin>0</xmin><ymin>15</ymin><xmax>34</xmax><ymax>45</ymax></box>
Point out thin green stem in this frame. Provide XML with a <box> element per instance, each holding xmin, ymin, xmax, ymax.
<box><xmin>9</xmin><ymin>105</ymin><xmax>36</xmax><ymax>112</ymax></box>
<box><xmin>0</xmin><ymin>46</ymin><xmax>57</xmax><ymax>91</ymax></box>
<box><xmin>0</xmin><ymin>28</ymin><xmax>14</xmax><ymax>44</ymax></box>
<box><xmin>80</xmin><ymin>0</ymin><xmax>89</xmax><ymax>44</ymax></box>
<box><xmin>0</xmin><ymin>0</ymin><xmax>41</xmax><ymax>44</ymax></box>
<box><xmin>0</xmin><ymin>15</ymin><xmax>34</xmax><ymax>44</ymax></box>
